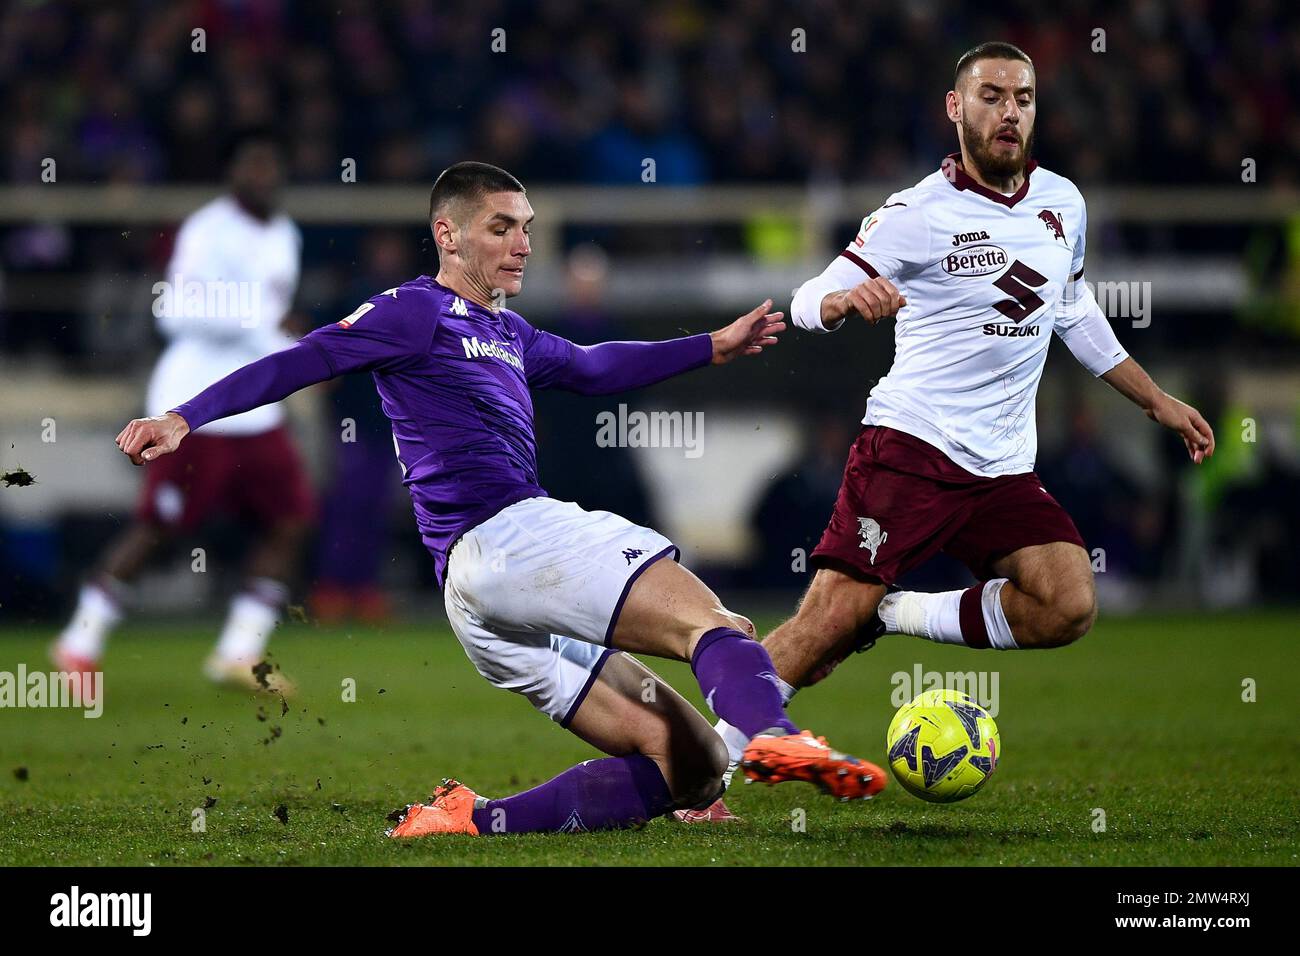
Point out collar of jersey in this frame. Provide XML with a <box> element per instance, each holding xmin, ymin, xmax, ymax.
<box><xmin>941</xmin><ymin>153</ymin><xmax>1037</xmax><ymax>209</ymax></box>
<box><xmin>428</xmin><ymin>276</ymin><xmax>516</xmax><ymax>339</ymax></box>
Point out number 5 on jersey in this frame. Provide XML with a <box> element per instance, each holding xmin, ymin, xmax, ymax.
<box><xmin>991</xmin><ymin>260</ymin><xmax>1049</xmax><ymax>324</ymax></box>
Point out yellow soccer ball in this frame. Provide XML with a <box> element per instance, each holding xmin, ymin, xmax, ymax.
<box><xmin>886</xmin><ymin>689</ymin><xmax>1001</xmax><ymax>802</ymax></box>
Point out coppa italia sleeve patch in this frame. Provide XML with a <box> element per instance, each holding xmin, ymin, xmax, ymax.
<box><xmin>337</xmin><ymin>302</ymin><xmax>375</xmax><ymax>328</ymax></box>
<box><xmin>853</xmin><ymin>214</ymin><xmax>880</xmax><ymax>246</ymax></box>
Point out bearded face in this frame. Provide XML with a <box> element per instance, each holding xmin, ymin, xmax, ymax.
<box><xmin>962</xmin><ymin>112</ymin><xmax>1034</xmax><ymax>181</ymax></box>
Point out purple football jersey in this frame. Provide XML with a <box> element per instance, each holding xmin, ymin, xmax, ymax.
<box><xmin>171</xmin><ymin>276</ymin><xmax>712</xmax><ymax>583</ymax></box>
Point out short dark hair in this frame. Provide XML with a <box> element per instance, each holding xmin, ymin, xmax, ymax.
<box><xmin>954</xmin><ymin>41</ymin><xmax>1034</xmax><ymax>87</ymax></box>
<box><xmin>428</xmin><ymin>161</ymin><xmax>525</xmax><ymax>228</ymax></box>
<box><xmin>223</xmin><ymin>126</ymin><xmax>283</xmax><ymax>169</ymax></box>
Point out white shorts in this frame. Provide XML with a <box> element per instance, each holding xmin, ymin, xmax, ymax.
<box><xmin>443</xmin><ymin>496</ymin><xmax>677</xmax><ymax>725</ymax></box>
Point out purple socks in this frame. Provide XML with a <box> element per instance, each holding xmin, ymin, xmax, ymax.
<box><xmin>691</xmin><ymin>627</ymin><xmax>799</xmax><ymax>739</ymax></box>
<box><xmin>464</xmin><ymin>629</ymin><xmax>792</xmax><ymax>835</ymax></box>
<box><xmin>470</xmin><ymin>754</ymin><xmax>674</xmax><ymax>834</ymax></box>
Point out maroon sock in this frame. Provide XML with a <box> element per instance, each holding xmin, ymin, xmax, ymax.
<box><xmin>958</xmin><ymin>584</ymin><xmax>992</xmax><ymax>649</ymax></box>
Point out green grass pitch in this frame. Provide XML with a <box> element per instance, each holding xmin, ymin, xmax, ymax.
<box><xmin>1</xmin><ymin>609</ymin><xmax>1296</xmax><ymax>866</ymax></box>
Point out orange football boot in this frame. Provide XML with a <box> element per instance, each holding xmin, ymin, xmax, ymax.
<box><xmin>386</xmin><ymin>779</ymin><xmax>481</xmax><ymax>837</ymax></box>
<box><xmin>742</xmin><ymin>730</ymin><xmax>886</xmax><ymax>800</ymax></box>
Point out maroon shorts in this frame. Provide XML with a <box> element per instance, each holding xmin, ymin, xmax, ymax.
<box><xmin>136</xmin><ymin>426</ymin><xmax>316</xmax><ymax>533</ymax></box>
<box><xmin>811</xmin><ymin>426</ymin><xmax>1084</xmax><ymax>585</ymax></box>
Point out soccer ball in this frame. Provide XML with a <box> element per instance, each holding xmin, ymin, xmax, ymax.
<box><xmin>886</xmin><ymin>689</ymin><xmax>1000</xmax><ymax>803</ymax></box>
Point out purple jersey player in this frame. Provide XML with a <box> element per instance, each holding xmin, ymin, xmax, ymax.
<box><xmin>115</xmin><ymin>162</ymin><xmax>886</xmax><ymax>836</ymax></box>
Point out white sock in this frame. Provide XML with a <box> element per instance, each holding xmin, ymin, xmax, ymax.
<box><xmin>878</xmin><ymin>589</ymin><xmax>965</xmax><ymax>644</ymax></box>
<box><xmin>880</xmin><ymin>580</ymin><xmax>1019</xmax><ymax>648</ymax></box>
<box><xmin>213</xmin><ymin>581</ymin><xmax>286</xmax><ymax>663</ymax></box>
<box><xmin>715</xmin><ymin>675</ymin><xmax>798</xmax><ymax>784</ymax></box>
<box><xmin>58</xmin><ymin>582</ymin><xmax>124</xmax><ymax>660</ymax></box>
<box><xmin>715</xmin><ymin>719</ymin><xmax>750</xmax><ymax>771</ymax></box>
<box><xmin>774</xmin><ymin>675</ymin><xmax>797</xmax><ymax>704</ymax></box>
<box><xmin>981</xmin><ymin>578</ymin><xmax>1018</xmax><ymax>649</ymax></box>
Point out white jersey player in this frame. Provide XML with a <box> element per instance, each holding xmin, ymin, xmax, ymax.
<box><xmin>711</xmin><ymin>41</ymin><xmax>1216</xmax><ymax>782</ymax></box>
<box><xmin>53</xmin><ymin>130</ymin><xmax>314</xmax><ymax>698</ymax></box>
<box><xmin>796</xmin><ymin>154</ymin><xmax>1125</xmax><ymax>477</ymax></box>
<box><xmin>147</xmin><ymin>193</ymin><xmax>299</xmax><ymax>435</ymax></box>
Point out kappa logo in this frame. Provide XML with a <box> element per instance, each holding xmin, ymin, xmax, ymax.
<box><xmin>1038</xmin><ymin>210</ymin><xmax>1066</xmax><ymax>242</ymax></box>
<box><xmin>622</xmin><ymin>547</ymin><xmax>647</xmax><ymax>565</ymax></box>
<box><xmin>450</xmin><ymin>296</ymin><xmax>469</xmax><ymax>316</ymax></box>
<box><xmin>558</xmin><ymin>809</ymin><xmax>589</xmax><ymax>833</ymax></box>
<box><xmin>857</xmin><ymin>517</ymin><xmax>888</xmax><ymax>563</ymax></box>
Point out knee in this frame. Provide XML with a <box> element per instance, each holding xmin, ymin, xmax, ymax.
<box><xmin>643</xmin><ymin>718</ymin><xmax>729</xmax><ymax>810</ymax></box>
<box><xmin>1042</xmin><ymin>581</ymin><xmax>1097</xmax><ymax>647</ymax></box>
<box><xmin>714</xmin><ymin>609</ymin><xmax>756</xmax><ymax>638</ymax></box>
<box><xmin>668</xmin><ymin>730</ymin><xmax>730</xmax><ymax>810</ymax></box>
<box><xmin>689</xmin><ymin>608</ymin><xmax>755</xmax><ymax>644</ymax></box>
<box><xmin>731</xmin><ymin>614</ymin><xmax>756</xmax><ymax>638</ymax></box>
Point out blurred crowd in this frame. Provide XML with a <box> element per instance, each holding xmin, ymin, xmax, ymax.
<box><xmin>1</xmin><ymin>0</ymin><xmax>1297</xmax><ymax>617</ymax></box>
<box><xmin>1</xmin><ymin>0</ymin><xmax>1297</xmax><ymax>189</ymax></box>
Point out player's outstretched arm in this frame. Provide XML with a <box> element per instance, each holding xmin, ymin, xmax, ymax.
<box><xmin>542</xmin><ymin>299</ymin><xmax>783</xmax><ymax>396</ymax></box>
<box><xmin>116</xmin><ymin>412</ymin><xmax>190</xmax><ymax>465</ymax></box>
<box><xmin>1100</xmin><ymin>357</ymin><xmax>1216</xmax><ymax>465</ymax></box>
<box><xmin>114</xmin><ymin>340</ymin><xmax>334</xmax><ymax>466</ymax></box>
<box><xmin>707</xmin><ymin>298</ymin><xmax>786</xmax><ymax>364</ymax></box>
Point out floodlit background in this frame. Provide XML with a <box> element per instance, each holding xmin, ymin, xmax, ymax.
<box><xmin>1</xmin><ymin>0</ymin><xmax>1297</xmax><ymax>624</ymax></box>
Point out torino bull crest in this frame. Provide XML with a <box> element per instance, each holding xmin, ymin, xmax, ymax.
<box><xmin>857</xmin><ymin>517</ymin><xmax>888</xmax><ymax>564</ymax></box>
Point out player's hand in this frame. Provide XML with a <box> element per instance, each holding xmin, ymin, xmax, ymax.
<box><xmin>1148</xmin><ymin>392</ymin><xmax>1215</xmax><ymax>464</ymax></box>
<box><xmin>710</xmin><ymin>299</ymin><xmax>785</xmax><ymax>365</ymax></box>
<box><xmin>115</xmin><ymin>412</ymin><xmax>190</xmax><ymax>466</ymax></box>
<box><xmin>822</xmin><ymin>278</ymin><xmax>906</xmax><ymax>327</ymax></box>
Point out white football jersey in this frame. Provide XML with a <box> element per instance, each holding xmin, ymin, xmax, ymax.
<box><xmin>146</xmin><ymin>196</ymin><xmax>301</xmax><ymax>435</ymax></box>
<box><xmin>792</xmin><ymin>154</ymin><xmax>1127</xmax><ymax>477</ymax></box>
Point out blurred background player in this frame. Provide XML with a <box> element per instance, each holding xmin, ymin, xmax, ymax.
<box><xmin>51</xmin><ymin>129</ymin><xmax>312</xmax><ymax>695</ymax></box>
